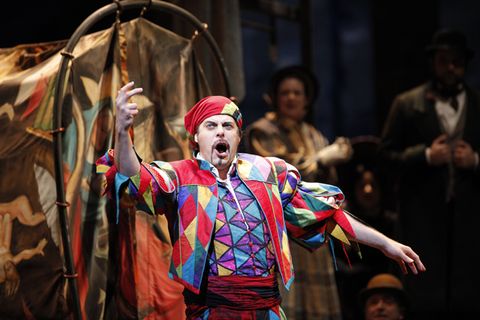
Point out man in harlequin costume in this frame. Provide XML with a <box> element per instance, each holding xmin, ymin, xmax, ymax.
<box><xmin>97</xmin><ymin>82</ymin><xmax>425</xmax><ymax>320</ymax></box>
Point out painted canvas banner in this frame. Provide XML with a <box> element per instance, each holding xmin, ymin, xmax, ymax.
<box><xmin>0</xmin><ymin>17</ymin><xmax>211</xmax><ymax>319</ymax></box>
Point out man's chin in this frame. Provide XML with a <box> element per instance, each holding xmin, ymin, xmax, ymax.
<box><xmin>213</xmin><ymin>154</ymin><xmax>232</xmax><ymax>166</ymax></box>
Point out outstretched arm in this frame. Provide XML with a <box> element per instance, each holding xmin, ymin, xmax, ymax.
<box><xmin>115</xmin><ymin>82</ymin><xmax>143</xmax><ymax>177</ymax></box>
<box><xmin>345</xmin><ymin>213</ymin><xmax>426</xmax><ymax>275</ymax></box>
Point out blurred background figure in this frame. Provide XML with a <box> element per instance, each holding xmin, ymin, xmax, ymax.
<box><xmin>358</xmin><ymin>273</ymin><xmax>409</xmax><ymax>320</ymax></box>
<box><xmin>379</xmin><ymin>28</ymin><xmax>480</xmax><ymax>319</ymax></box>
<box><xmin>335</xmin><ymin>136</ymin><xmax>399</xmax><ymax>320</ymax></box>
<box><xmin>245</xmin><ymin>66</ymin><xmax>353</xmax><ymax>319</ymax></box>
<box><xmin>245</xmin><ymin>65</ymin><xmax>353</xmax><ymax>184</ymax></box>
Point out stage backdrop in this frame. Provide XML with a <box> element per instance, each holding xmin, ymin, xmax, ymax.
<box><xmin>0</xmin><ymin>17</ymin><xmax>212</xmax><ymax>320</ymax></box>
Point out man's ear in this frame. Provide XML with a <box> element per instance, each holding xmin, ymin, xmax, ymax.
<box><xmin>194</xmin><ymin>133</ymin><xmax>198</xmax><ymax>143</ymax></box>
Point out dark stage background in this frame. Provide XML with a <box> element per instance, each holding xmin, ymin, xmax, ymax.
<box><xmin>1</xmin><ymin>1</ymin><xmax>480</xmax><ymax>319</ymax></box>
<box><xmin>2</xmin><ymin>0</ymin><xmax>479</xmax><ymax>143</ymax></box>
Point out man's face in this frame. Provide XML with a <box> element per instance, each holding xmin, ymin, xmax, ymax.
<box><xmin>431</xmin><ymin>50</ymin><xmax>466</xmax><ymax>89</ymax></box>
<box><xmin>276</xmin><ymin>77</ymin><xmax>309</xmax><ymax>122</ymax></box>
<box><xmin>195</xmin><ymin>114</ymin><xmax>241</xmax><ymax>174</ymax></box>
<box><xmin>364</xmin><ymin>293</ymin><xmax>404</xmax><ymax>320</ymax></box>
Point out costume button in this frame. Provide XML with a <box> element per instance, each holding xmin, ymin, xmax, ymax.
<box><xmin>252</xmin><ymin>266</ymin><xmax>256</xmax><ymax>270</ymax></box>
<box><xmin>247</xmin><ymin>230</ymin><xmax>251</xmax><ymax>234</ymax></box>
<box><xmin>236</xmin><ymin>209</ymin><xmax>240</xmax><ymax>212</ymax></box>
<box><xmin>251</xmin><ymin>254</ymin><xmax>255</xmax><ymax>258</ymax></box>
<box><xmin>242</xmin><ymin>219</ymin><xmax>245</xmax><ymax>222</ymax></box>
<box><xmin>231</xmin><ymin>198</ymin><xmax>235</xmax><ymax>202</ymax></box>
<box><xmin>249</xmin><ymin>242</ymin><xmax>253</xmax><ymax>246</ymax></box>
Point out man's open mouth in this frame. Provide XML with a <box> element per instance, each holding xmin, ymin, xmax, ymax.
<box><xmin>214</xmin><ymin>140</ymin><xmax>229</xmax><ymax>158</ymax></box>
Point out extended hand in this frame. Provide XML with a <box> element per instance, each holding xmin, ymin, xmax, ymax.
<box><xmin>429</xmin><ymin>134</ymin><xmax>451</xmax><ymax>166</ymax></box>
<box><xmin>115</xmin><ymin>82</ymin><xmax>143</xmax><ymax>133</ymax></box>
<box><xmin>453</xmin><ymin>140</ymin><xmax>477</xmax><ymax>169</ymax></box>
<box><xmin>316</xmin><ymin>137</ymin><xmax>354</xmax><ymax>166</ymax></box>
<box><xmin>380</xmin><ymin>238</ymin><xmax>426</xmax><ymax>275</ymax></box>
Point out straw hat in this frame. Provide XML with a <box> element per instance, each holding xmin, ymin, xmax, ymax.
<box><xmin>358</xmin><ymin>273</ymin><xmax>409</xmax><ymax>309</ymax></box>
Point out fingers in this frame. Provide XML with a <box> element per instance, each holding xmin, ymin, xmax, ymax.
<box><xmin>399</xmin><ymin>249</ymin><xmax>426</xmax><ymax>275</ymax></box>
<box><xmin>433</xmin><ymin>134</ymin><xmax>448</xmax><ymax>144</ymax></box>
<box><xmin>116</xmin><ymin>82</ymin><xmax>144</xmax><ymax>106</ymax></box>
<box><xmin>388</xmin><ymin>241</ymin><xmax>425</xmax><ymax>275</ymax></box>
<box><xmin>124</xmin><ymin>87</ymin><xmax>144</xmax><ymax>102</ymax></box>
<box><xmin>407</xmin><ymin>261</ymin><xmax>418</xmax><ymax>274</ymax></box>
<box><xmin>414</xmin><ymin>256</ymin><xmax>426</xmax><ymax>272</ymax></box>
<box><xmin>396</xmin><ymin>252</ymin><xmax>414</xmax><ymax>275</ymax></box>
<box><xmin>115</xmin><ymin>82</ymin><xmax>143</xmax><ymax>131</ymax></box>
<box><xmin>429</xmin><ymin>135</ymin><xmax>452</xmax><ymax>165</ymax></box>
<box><xmin>454</xmin><ymin>140</ymin><xmax>472</xmax><ymax>155</ymax></box>
<box><xmin>397</xmin><ymin>260</ymin><xmax>408</xmax><ymax>275</ymax></box>
<box><xmin>119</xmin><ymin>81</ymin><xmax>135</xmax><ymax>94</ymax></box>
<box><xmin>453</xmin><ymin>140</ymin><xmax>475</xmax><ymax>168</ymax></box>
<box><xmin>455</xmin><ymin>140</ymin><xmax>468</xmax><ymax>148</ymax></box>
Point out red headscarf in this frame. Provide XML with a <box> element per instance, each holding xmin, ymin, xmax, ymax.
<box><xmin>184</xmin><ymin>96</ymin><xmax>242</xmax><ymax>147</ymax></box>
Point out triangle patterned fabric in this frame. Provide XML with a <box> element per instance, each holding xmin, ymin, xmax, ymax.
<box><xmin>96</xmin><ymin>151</ymin><xmax>354</xmax><ymax>295</ymax></box>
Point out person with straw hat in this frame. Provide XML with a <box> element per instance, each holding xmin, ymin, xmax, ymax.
<box><xmin>359</xmin><ymin>273</ymin><xmax>409</xmax><ymax>320</ymax></box>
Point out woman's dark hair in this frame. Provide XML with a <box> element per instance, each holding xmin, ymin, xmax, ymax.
<box><xmin>268</xmin><ymin>66</ymin><xmax>320</xmax><ymax>111</ymax></box>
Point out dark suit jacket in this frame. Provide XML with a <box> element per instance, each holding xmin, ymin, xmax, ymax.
<box><xmin>379</xmin><ymin>81</ymin><xmax>480</xmax><ymax>317</ymax></box>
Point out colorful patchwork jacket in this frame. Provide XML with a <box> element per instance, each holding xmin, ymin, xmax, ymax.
<box><xmin>96</xmin><ymin>150</ymin><xmax>355</xmax><ymax>295</ymax></box>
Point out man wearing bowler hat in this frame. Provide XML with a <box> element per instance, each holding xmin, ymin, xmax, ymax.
<box><xmin>379</xmin><ymin>29</ymin><xmax>480</xmax><ymax>319</ymax></box>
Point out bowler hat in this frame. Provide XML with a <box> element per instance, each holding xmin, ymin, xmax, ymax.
<box><xmin>358</xmin><ymin>274</ymin><xmax>409</xmax><ymax>310</ymax></box>
<box><xmin>425</xmin><ymin>29</ymin><xmax>474</xmax><ymax>59</ymax></box>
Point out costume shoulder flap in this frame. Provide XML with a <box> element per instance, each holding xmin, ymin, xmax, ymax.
<box><xmin>237</xmin><ymin>153</ymin><xmax>289</xmax><ymax>186</ymax></box>
<box><xmin>153</xmin><ymin>158</ymin><xmax>217</xmax><ymax>188</ymax></box>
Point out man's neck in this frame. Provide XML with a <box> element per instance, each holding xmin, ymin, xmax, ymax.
<box><xmin>196</xmin><ymin>153</ymin><xmax>236</xmax><ymax>181</ymax></box>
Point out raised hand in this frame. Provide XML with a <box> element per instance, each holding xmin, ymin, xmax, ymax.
<box><xmin>114</xmin><ymin>82</ymin><xmax>143</xmax><ymax>176</ymax></box>
<box><xmin>115</xmin><ymin>82</ymin><xmax>143</xmax><ymax>133</ymax></box>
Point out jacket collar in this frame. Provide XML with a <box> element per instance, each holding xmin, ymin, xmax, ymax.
<box><xmin>193</xmin><ymin>151</ymin><xmax>238</xmax><ymax>178</ymax></box>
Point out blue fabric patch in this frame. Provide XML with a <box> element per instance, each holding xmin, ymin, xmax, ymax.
<box><xmin>114</xmin><ymin>172</ymin><xmax>131</xmax><ymax>224</ymax></box>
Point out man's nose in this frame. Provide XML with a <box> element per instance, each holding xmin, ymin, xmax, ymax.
<box><xmin>216</xmin><ymin>126</ymin><xmax>225</xmax><ymax>137</ymax></box>
<box><xmin>375</xmin><ymin>300</ymin><xmax>385</xmax><ymax>309</ymax></box>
